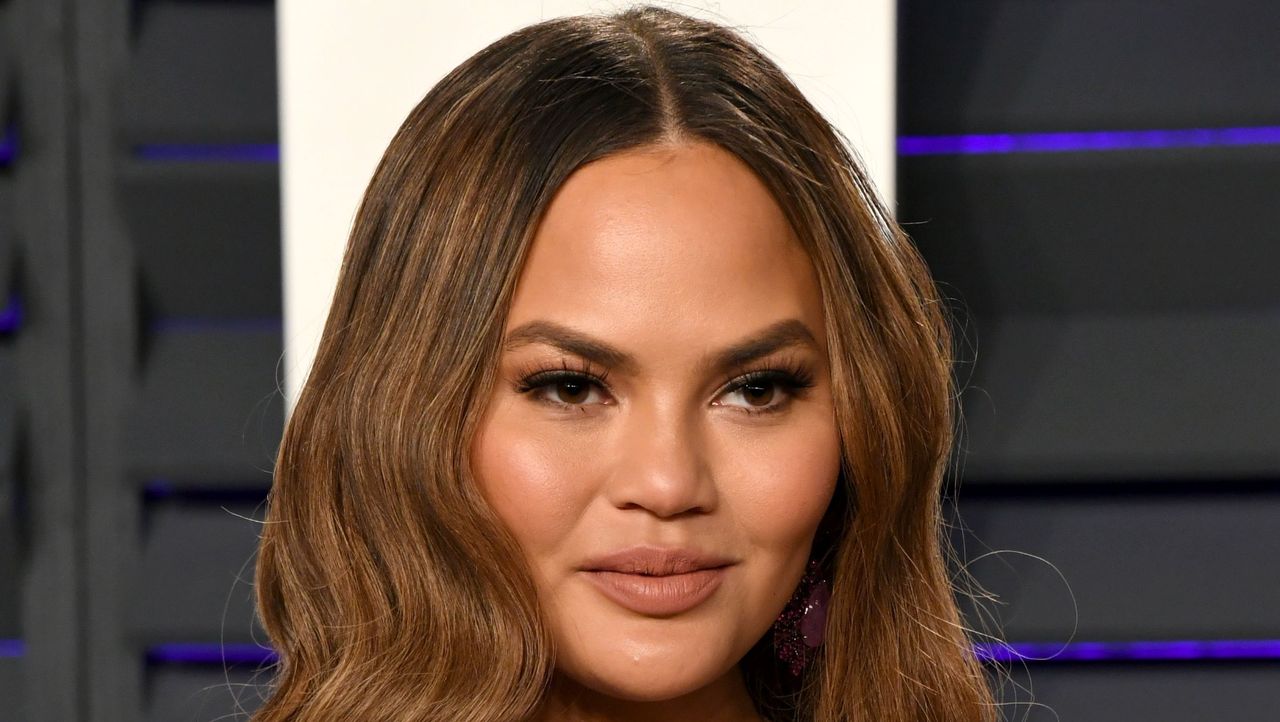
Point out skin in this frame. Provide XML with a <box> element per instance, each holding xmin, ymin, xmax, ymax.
<box><xmin>469</xmin><ymin>140</ymin><xmax>842</xmax><ymax>722</ymax></box>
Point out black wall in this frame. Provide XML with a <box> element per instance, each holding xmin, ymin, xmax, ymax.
<box><xmin>1</xmin><ymin>1</ymin><xmax>281</xmax><ymax>720</ymax></box>
<box><xmin>899</xmin><ymin>1</ymin><xmax>1280</xmax><ymax>719</ymax></box>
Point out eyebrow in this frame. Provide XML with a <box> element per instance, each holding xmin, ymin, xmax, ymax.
<box><xmin>501</xmin><ymin>318</ymin><xmax>821</xmax><ymax>376</ymax></box>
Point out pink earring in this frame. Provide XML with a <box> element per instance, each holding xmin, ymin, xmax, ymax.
<box><xmin>773</xmin><ymin>557</ymin><xmax>831</xmax><ymax>676</ymax></box>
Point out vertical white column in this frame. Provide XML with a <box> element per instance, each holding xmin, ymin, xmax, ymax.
<box><xmin>278</xmin><ymin>0</ymin><xmax>895</xmax><ymax>411</ymax></box>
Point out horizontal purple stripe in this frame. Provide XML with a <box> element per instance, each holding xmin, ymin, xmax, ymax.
<box><xmin>147</xmin><ymin>642</ymin><xmax>277</xmax><ymax>666</ymax></box>
<box><xmin>899</xmin><ymin>125</ymin><xmax>1280</xmax><ymax>156</ymax></box>
<box><xmin>144</xmin><ymin>479</ymin><xmax>270</xmax><ymax>503</ymax></box>
<box><xmin>0</xmin><ymin>126</ymin><xmax>15</xmax><ymax>166</ymax></box>
<box><xmin>115</xmin><ymin>126</ymin><xmax>1280</xmax><ymax>162</ymax></box>
<box><xmin>977</xmin><ymin>639</ymin><xmax>1280</xmax><ymax>663</ymax></box>
<box><xmin>133</xmin><ymin>143</ymin><xmax>280</xmax><ymax>163</ymax></box>
<box><xmin>0</xmin><ymin>639</ymin><xmax>24</xmax><ymax>658</ymax></box>
<box><xmin>0</xmin><ymin>295</ymin><xmax>21</xmax><ymax>335</ymax></box>
<box><xmin>15</xmin><ymin>125</ymin><xmax>1280</xmax><ymax>164</ymax></box>
<box><xmin>143</xmin><ymin>640</ymin><xmax>1280</xmax><ymax>668</ymax></box>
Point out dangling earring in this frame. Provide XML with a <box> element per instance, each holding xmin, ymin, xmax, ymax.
<box><xmin>772</xmin><ymin>557</ymin><xmax>831</xmax><ymax>676</ymax></box>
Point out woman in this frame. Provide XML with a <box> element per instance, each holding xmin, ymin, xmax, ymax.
<box><xmin>253</xmin><ymin>5</ymin><xmax>994</xmax><ymax>721</ymax></box>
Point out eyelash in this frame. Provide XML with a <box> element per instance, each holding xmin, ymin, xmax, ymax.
<box><xmin>512</xmin><ymin>357</ymin><xmax>816</xmax><ymax>417</ymax></box>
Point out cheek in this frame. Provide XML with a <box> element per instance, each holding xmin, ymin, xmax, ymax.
<box><xmin>469</xmin><ymin>404</ymin><xmax>599</xmax><ymax>559</ymax></box>
<box><xmin>721</xmin><ymin>416</ymin><xmax>841</xmax><ymax>639</ymax></box>
<box><xmin>722</xmin><ymin>417</ymin><xmax>841</xmax><ymax>548</ymax></box>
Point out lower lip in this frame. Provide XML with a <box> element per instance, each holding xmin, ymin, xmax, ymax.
<box><xmin>582</xmin><ymin>567</ymin><xmax>728</xmax><ymax>616</ymax></box>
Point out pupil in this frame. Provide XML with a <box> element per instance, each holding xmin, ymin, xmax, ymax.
<box><xmin>558</xmin><ymin>381</ymin><xmax>588</xmax><ymax>404</ymax></box>
<box><xmin>744</xmin><ymin>382</ymin><xmax>773</xmax><ymax>405</ymax></box>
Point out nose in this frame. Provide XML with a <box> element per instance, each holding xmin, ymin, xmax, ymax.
<box><xmin>605</xmin><ymin>397</ymin><xmax>717</xmax><ymax>518</ymax></box>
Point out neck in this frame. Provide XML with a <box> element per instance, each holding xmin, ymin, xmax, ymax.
<box><xmin>530</xmin><ymin>665</ymin><xmax>763</xmax><ymax>722</ymax></box>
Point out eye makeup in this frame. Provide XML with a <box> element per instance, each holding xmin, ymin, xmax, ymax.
<box><xmin>714</xmin><ymin>356</ymin><xmax>816</xmax><ymax>416</ymax></box>
<box><xmin>512</xmin><ymin>357</ymin><xmax>615</xmax><ymax>412</ymax></box>
<box><xmin>510</xmin><ymin>353</ymin><xmax>817</xmax><ymax>417</ymax></box>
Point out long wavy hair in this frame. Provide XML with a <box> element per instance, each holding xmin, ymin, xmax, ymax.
<box><xmin>252</xmin><ymin>5</ymin><xmax>993</xmax><ymax>721</ymax></box>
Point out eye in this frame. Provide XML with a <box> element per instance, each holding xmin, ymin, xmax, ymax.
<box><xmin>512</xmin><ymin>358</ymin><xmax>817</xmax><ymax>416</ymax></box>
<box><xmin>714</xmin><ymin>365</ymin><xmax>816</xmax><ymax>417</ymax></box>
<box><xmin>514</xmin><ymin>363</ymin><xmax>613</xmax><ymax>412</ymax></box>
<box><xmin>532</xmin><ymin>373</ymin><xmax>608</xmax><ymax>407</ymax></box>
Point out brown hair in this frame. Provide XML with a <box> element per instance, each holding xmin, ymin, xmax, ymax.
<box><xmin>252</xmin><ymin>6</ymin><xmax>994</xmax><ymax>721</ymax></box>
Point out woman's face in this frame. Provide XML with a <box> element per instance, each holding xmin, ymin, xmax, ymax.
<box><xmin>470</xmin><ymin>141</ymin><xmax>841</xmax><ymax>707</ymax></box>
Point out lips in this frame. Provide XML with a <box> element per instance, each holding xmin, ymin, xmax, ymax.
<box><xmin>579</xmin><ymin>547</ymin><xmax>735</xmax><ymax>616</ymax></box>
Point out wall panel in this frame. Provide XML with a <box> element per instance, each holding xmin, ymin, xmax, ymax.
<box><xmin>900</xmin><ymin>0</ymin><xmax>1280</xmax><ymax>134</ymax></box>
<box><xmin>121</xmin><ymin>0</ymin><xmax>277</xmax><ymax>143</ymax></box>
<box><xmin>133</xmin><ymin>502</ymin><xmax>262</xmax><ymax>643</ymax></box>
<box><xmin>956</xmin><ymin>491</ymin><xmax>1280</xmax><ymax>641</ymax></box>
<box><xmin>145</xmin><ymin>666</ymin><xmax>266</xmax><ymax>722</ymax></box>
<box><xmin>991</xmin><ymin>663</ymin><xmax>1280</xmax><ymax>721</ymax></box>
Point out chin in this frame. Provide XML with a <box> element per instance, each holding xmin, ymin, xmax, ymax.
<box><xmin>561</xmin><ymin>636</ymin><xmax>735</xmax><ymax>702</ymax></box>
<box><xmin>573</xmin><ymin>665</ymin><xmax>722</xmax><ymax>703</ymax></box>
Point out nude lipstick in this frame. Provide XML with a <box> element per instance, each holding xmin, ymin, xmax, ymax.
<box><xmin>579</xmin><ymin>547</ymin><xmax>735</xmax><ymax>616</ymax></box>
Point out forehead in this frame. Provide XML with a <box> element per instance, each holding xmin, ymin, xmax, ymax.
<box><xmin>507</xmin><ymin>141</ymin><xmax>826</xmax><ymax>356</ymax></box>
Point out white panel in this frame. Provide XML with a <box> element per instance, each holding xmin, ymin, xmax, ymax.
<box><xmin>279</xmin><ymin>0</ymin><xmax>895</xmax><ymax>410</ymax></box>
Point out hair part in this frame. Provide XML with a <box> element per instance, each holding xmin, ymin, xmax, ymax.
<box><xmin>253</xmin><ymin>6</ymin><xmax>995</xmax><ymax>721</ymax></box>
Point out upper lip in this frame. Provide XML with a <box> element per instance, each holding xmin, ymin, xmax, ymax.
<box><xmin>580</xmin><ymin>546</ymin><xmax>736</xmax><ymax>575</ymax></box>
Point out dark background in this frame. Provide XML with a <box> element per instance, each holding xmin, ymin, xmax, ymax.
<box><xmin>0</xmin><ymin>1</ymin><xmax>1276</xmax><ymax>720</ymax></box>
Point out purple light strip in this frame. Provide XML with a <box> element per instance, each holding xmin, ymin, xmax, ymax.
<box><xmin>143</xmin><ymin>640</ymin><xmax>1280</xmax><ymax>668</ymax></box>
<box><xmin>0</xmin><ymin>639</ymin><xmax>24</xmax><ymax>658</ymax></box>
<box><xmin>147</xmin><ymin>642</ymin><xmax>277</xmax><ymax>667</ymax></box>
<box><xmin>129</xmin><ymin>125</ymin><xmax>1280</xmax><ymax>163</ymax></box>
<box><xmin>119</xmin><ymin>126</ymin><xmax>1280</xmax><ymax>162</ymax></box>
<box><xmin>143</xmin><ymin>479</ymin><xmax>270</xmax><ymax>503</ymax></box>
<box><xmin>133</xmin><ymin>143</ymin><xmax>280</xmax><ymax>163</ymax></box>
<box><xmin>0</xmin><ymin>295</ymin><xmax>21</xmax><ymax>335</ymax></box>
<box><xmin>898</xmin><ymin>125</ymin><xmax>1280</xmax><ymax>156</ymax></box>
<box><xmin>0</xmin><ymin>126</ymin><xmax>15</xmax><ymax>166</ymax></box>
<box><xmin>977</xmin><ymin>639</ymin><xmax>1280</xmax><ymax>663</ymax></box>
